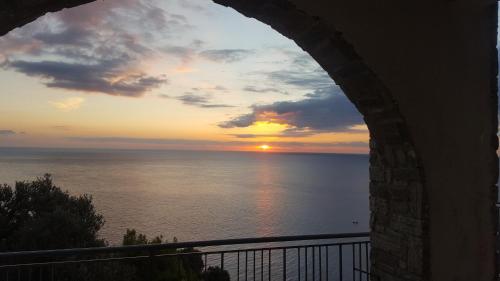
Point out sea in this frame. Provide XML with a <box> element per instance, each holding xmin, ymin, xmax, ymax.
<box><xmin>0</xmin><ymin>147</ymin><xmax>369</xmax><ymax>245</ymax></box>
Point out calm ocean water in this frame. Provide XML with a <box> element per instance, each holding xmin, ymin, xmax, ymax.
<box><xmin>0</xmin><ymin>147</ymin><xmax>369</xmax><ymax>245</ymax></box>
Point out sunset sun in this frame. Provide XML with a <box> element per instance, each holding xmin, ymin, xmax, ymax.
<box><xmin>258</xmin><ymin>144</ymin><xmax>271</xmax><ymax>151</ymax></box>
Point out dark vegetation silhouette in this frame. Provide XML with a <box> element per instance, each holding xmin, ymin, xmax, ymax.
<box><xmin>0</xmin><ymin>174</ymin><xmax>105</xmax><ymax>251</ymax></box>
<box><xmin>0</xmin><ymin>175</ymin><xmax>230</xmax><ymax>280</ymax></box>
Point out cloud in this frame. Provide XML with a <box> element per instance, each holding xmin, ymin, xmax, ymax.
<box><xmin>0</xmin><ymin>0</ymin><xmax>178</xmax><ymax>97</ymax></box>
<box><xmin>49</xmin><ymin>97</ymin><xmax>85</xmax><ymax>111</ymax></box>
<box><xmin>67</xmin><ymin>137</ymin><xmax>221</xmax><ymax>146</ymax></box>
<box><xmin>229</xmin><ymin>132</ymin><xmax>304</xmax><ymax>138</ymax></box>
<box><xmin>243</xmin><ymin>86</ymin><xmax>288</xmax><ymax>95</ymax></box>
<box><xmin>177</xmin><ymin>0</ymin><xmax>207</xmax><ymax>12</ymax></box>
<box><xmin>267</xmin><ymin>68</ymin><xmax>333</xmax><ymax>90</ymax></box>
<box><xmin>237</xmin><ymin>49</ymin><xmax>334</xmax><ymax>103</ymax></box>
<box><xmin>199</xmin><ymin>49</ymin><xmax>254</xmax><ymax>63</ymax></box>
<box><xmin>246</xmin><ymin>50</ymin><xmax>334</xmax><ymax>92</ymax></box>
<box><xmin>163</xmin><ymin>46</ymin><xmax>196</xmax><ymax>59</ymax></box>
<box><xmin>33</xmin><ymin>26</ymin><xmax>94</xmax><ymax>47</ymax></box>
<box><xmin>5</xmin><ymin>60</ymin><xmax>167</xmax><ymax>97</ymax></box>
<box><xmin>174</xmin><ymin>92</ymin><xmax>234</xmax><ymax>108</ymax></box>
<box><xmin>214</xmin><ymin>85</ymin><xmax>228</xmax><ymax>91</ymax></box>
<box><xmin>162</xmin><ymin>40</ymin><xmax>203</xmax><ymax>64</ymax></box>
<box><xmin>191</xmin><ymin>85</ymin><xmax>228</xmax><ymax>92</ymax></box>
<box><xmin>219</xmin><ymin>86</ymin><xmax>364</xmax><ymax>134</ymax></box>
<box><xmin>220</xmin><ymin>50</ymin><xmax>364</xmax><ymax>136</ymax></box>
<box><xmin>0</xmin><ymin>130</ymin><xmax>16</xmax><ymax>136</ymax></box>
<box><xmin>230</xmin><ymin>129</ymin><xmax>320</xmax><ymax>138</ymax></box>
<box><xmin>51</xmin><ymin>125</ymin><xmax>72</xmax><ymax>131</ymax></box>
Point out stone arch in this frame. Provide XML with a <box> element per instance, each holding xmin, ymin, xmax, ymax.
<box><xmin>212</xmin><ymin>2</ymin><xmax>427</xmax><ymax>280</ymax></box>
<box><xmin>8</xmin><ymin>1</ymin><xmax>487</xmax><ymax>281</ymax></box>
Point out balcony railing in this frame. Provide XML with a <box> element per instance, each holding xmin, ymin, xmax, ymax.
<box><xmin>0</xmin><ymin>232</ymin><xmax>370</xmax><ymax>281</ymax></box>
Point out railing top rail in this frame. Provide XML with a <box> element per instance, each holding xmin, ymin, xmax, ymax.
<box><xmin>0</xmin><ymin>232</ymin><xmax>369</xmax><ymax>259</ymax></box>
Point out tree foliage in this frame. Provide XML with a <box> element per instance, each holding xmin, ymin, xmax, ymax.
<box><xmin>122</xmin><ymin>229</ymin><xmax>206</xmax><ymax>281</ymax></box>
<box><xmin>0</xmin><ymin>175</ymin><xmax>231</xmax><ymax>280</ymax></box>
<box><xmin>0</xmin><ymin>174</ymin><xmax>105</xmax><ymax>251</ymax></box>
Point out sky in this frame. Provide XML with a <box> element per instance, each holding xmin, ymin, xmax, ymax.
<box><xmin>0</xmin><ymin>0</ymin><xmax>369</xmax><ymax>154</ymax></box>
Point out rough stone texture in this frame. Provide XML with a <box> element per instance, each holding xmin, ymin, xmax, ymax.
<box><xmin>0</xmin><ymin>1</ymin><xmax>94</xmax><ymax>36</ymax></box>
<box><xmin>212</xmin><ymin>2</ymin><xmax>428</xmax><ymax>280</ymax></box>
<box><xmin>289</xmin><ymin>1</ymin><xmax>498</xmax><ymax>280</ymax></box>
<box><xmin>0</xmin><ymin>1</ymin><xmax>498</xmax><ymax>281</ymax></box>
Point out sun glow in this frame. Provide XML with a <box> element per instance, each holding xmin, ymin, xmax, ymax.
<box><xmin>258</xmin><ymin>144</ymin><xmax>271</xmax><ymax>151</ymax></box>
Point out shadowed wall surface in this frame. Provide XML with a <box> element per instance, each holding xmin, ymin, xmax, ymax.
<box><xmin>278</xmin><ymin>1</ymin><xmax>498</xmax><ymax>280</ymax></box>
<box><xmin>0</xmin><ymin>1</ymin><xmax>497</xmax><ymax>280</ymax></box>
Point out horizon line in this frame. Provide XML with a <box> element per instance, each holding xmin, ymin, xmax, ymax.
<box><xmin>0</xmin><ymin>145</ymin><xmax>369</xmax><ymax>156</ymax></box>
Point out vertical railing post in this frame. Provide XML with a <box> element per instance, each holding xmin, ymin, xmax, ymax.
<box><xmin>326</xmin><ymin>246</ymin><xmax>329</xmax><ymax>281</ymax></box>
<box><xmin>261</xmin><ymin>250</ymin><xmax>264</xmax><ymax>281</ymax></box>
<box><xmin>298</xmin><ymin>248</ymin><xmax>301</xmax><ymax>281</ymax></box>
<box><xmin>305</xmin><ymin>247</ymin><xmax>308</xmax><ymax>281</ymax></box>
<box><xmin>253</xmin><ymin>251</ymin><xmax>256</xmax><ymax>281</ymax></box>
<box><xmin>352</xmin><ymin>244</ymin><xmax>355</xmax><ymax>281</ymax></box>
<box><xmin>148</xmin><ymin>250</ymin><xmax>154</xmax><ymax>281</ymax></box>
<box><xmin>0</xmin><ymin>234</ymin><xmax>370</xmax><ymax>281</ymax></box>
<box><xmin>283</xmin><ymin>249</ymin><xmax>286</xmax><ymax>281</ymax></box>
<box><xmin>268</xmin><ymin>249</ymin><xmax>271</xmax><ymax>281</ymax></box>
<box><xmin>319</xmin><ymin>247</ymin><xmax>322</xmax><ymax>281</ymax></box>
<box><xmin>221</xmin><ymin>252</ymin><xmax>224</xmax><ymax>270</ymax></box>
<box><xmin>312</xmin><ymin>247</ymin><xmax>316</xmax><ymax>281</ymax></box>
<box><xmin>358</xmin><ymin>243</ymin><xmax>362</xmax><ymax>281</ymax></box>
<box><xmin>339</xmin><ymin>245</ymin><xmax>343</xmax><ymax>281</ymax></box>
<box><xmin>365</xmin><ymin>242</ymin><xmax>369</xmax><ymax>279</ymax></box>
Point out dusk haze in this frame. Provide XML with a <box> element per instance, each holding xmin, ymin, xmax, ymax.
<box><xmin>0</xmin><ymin>0</ymin><xmax>368</xmax><ymax>154</ymax></box>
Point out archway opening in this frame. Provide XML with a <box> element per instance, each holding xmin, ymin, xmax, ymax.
<box><xmin>0</xmin><ymin>0</ymin><xmax>438</xmax><ymax>281</ymax></box>
<box><xmin>0</xmin><ymin>0</ymin><xmax>371</xmax><ymax>242</ymax></box>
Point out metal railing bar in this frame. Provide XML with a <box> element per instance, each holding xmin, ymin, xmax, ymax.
<box><xmin>0</xmin><ymin>255</ymin><xmax>156</xmax><ymax>268</ymax></box>
<box><xmin>221</xmin><ymin>252</ymin><xmax>224</xmax><ymax>270</ymax></box>
<box><xmin>353</xmin><ymin>268</ymin><xmax>370</xmax><ymax>274</ymax></box>
<box><xmin>0</xmin><ymin>241</ymin><xmax>373</xmax><ymax>269</ymax></box>
<box><xmin>326</xmin><ymin>246</ymin><xmax>329</xmax><ymax>281</ymax></box>
<box><xmin>0</xmin><ymin>241</ymin><xmax>370</xmax><ymax>268</ymax></box>
<box><xmin>0</xmin><ymin>251</ymin><xmax>209</xmax><ymax>268</ymax></box>
<box><xmin>0</xmin><ymin>233</ymin><xmax>369</xmax><ymax>259</ymax></box>
<box><xmin>268</xmin><ymin>249</ymin><xmax>271</xmax><ymax>281</ymax></box>
<box><xmin>339</xmin><ymin>244</ymin><xmax>343</xmax><ymax>281</ymax></box>
<box><xmin>0</xmin><ymin>234</ymin><xmax>372</xmax><ymax>281</ymax></box>
<box><xmin>253</xmin><ymin>250</ymin><xmax>256</xmax><ymax>281</ymax></box>
<box><xmin>245</xmin><ymin>250</ymin><xmax>248</xmax><ymax>281</ymax></box>
<box><xmin>312</xmin><ymin>246</ymin><xmax>315</xmax><ymax>281</ymax></box>
<box><xmin>204</xmin><ymin>253</ymin><xmax>207</xmax><ymax>271</ymax></box>
<box><xmin>352</xmin><ymin>244</ymin><xmax>355</xmax><ymax>281</ymax></box>
<box><xmin>365</xmin><ymin>242</ymin><xmax>370</xmax><ymax>275</ymax></box>
<box><xmin>297</xmin><ymin>248</ymin><xmax>300</xmax><ymax>281</ymax></box>
<box><xmin>282</xmin><ymin>249</ymin><xmax>286</xmax><ymax>281</ymax></box>
<box><xmin>305</xmin><ymin>247</ymin><xmax>308</xmax><ymax>281</ymax></box>
<box><xmin>358</xmin><ymin>242</ymin><xmax>362</xmax><ymax>281</ymax></box>
<box><xmin>319</xmin><ymin>246</ymin><xmax>322</xmax><ymax>281</ymax></box>
<box><xmin>260</xmin><ymin>250</ymin><xmax>263</xmax><ymax>281</ymax></box>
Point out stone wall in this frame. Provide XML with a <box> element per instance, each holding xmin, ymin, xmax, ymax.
<box><xmin>212</xmin><ymin>1</ymin><xmax>428</xmax><ymax>280</ymax></box>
